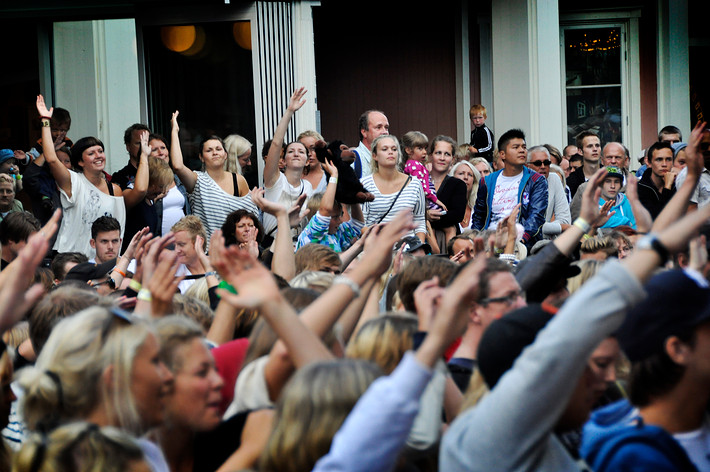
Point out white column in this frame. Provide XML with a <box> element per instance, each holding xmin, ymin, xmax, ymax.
<box><xmin>53</xmin><ymin>19</ymin><xmax>142</xmax><ymax>173</ymax></box>
<box><xmin>657</xmin><ymin>0</ymin><xmax>690</xmax><ymax>133</ymax></box>
<box><xmin>293</xmin><ymin>1</ymin><xmax>319</xmax><ymax>134</ymax></box>
<box><xmin>491</xmin><ymin>0</ymin><xmax>563</xmax><ymax>147</ymax></box>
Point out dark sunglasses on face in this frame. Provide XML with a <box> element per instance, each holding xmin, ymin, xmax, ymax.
<box><xmin>531</xmin><ymin>159</ymin><xmax>551</xmax><ymax>167</ymax></box>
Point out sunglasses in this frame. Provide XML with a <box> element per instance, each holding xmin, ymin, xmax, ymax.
<box><xmin>530</xmin><ymin>159</ymin><xmax>551</xmax><ymax>167</ymax></box>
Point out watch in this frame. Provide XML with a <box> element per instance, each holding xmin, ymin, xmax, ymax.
<box><xmin>635</xmin><ymin>233</ymin><xmax>669</xmax><ymax>265</ymax></box>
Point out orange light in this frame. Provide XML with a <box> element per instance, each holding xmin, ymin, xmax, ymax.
<box><xmin>233</xmin><ymin>22</ymin><xmax>251</xmax><ymax>50</ymax></box>
<box><xmin>161</xmin><ymin>25</ymin><xmax>196</xmax><ymax>53</ymax></box>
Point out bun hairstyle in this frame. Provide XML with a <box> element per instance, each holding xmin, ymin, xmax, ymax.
<box><xmin>17</xmin><ymin>307</ymin><xmax>152</xmax><ymax>435</ymax></box>
<box><xmin>14</xmin><ymin>421</ymin><xmax>145</xmax><ymax>472</ymax></box>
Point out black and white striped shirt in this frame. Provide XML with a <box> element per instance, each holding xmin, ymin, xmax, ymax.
<box><xmin>361</xmin><ymin>174</ymin><xmax>426</xmax><ymax>235</ymax></box>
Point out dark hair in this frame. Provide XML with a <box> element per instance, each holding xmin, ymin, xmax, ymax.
<box><xmin>446</xmin><ymin>235</ymin><xmax>473</xmax><ymax>258</ymax></box>
<box><xmin>51</xmin><ymin>107</ymin><xmax>71</xmax><ymax>127</ymax></box>
<box><xmin>91</xmin><ymin>216</ymin><xmax>121</xmax><ymax>240</ymax></box>
<box><xmin>70</xmin><ymin>137</ymin><xmax>104</xmax><ymax>171</ymax></box>
<box><xmin>221</xmin><ymin>209</ymin><xmax>264</xmax><ymax>245</ymax></box>
<box><xmin>457</xmin><ymin>257</ymin><xmax>514</xmax><ymax>303</ymax></box>
<box><xmin>148</xmin><ymin>133</ymin><xmax>168</xmax><ymax>148</ymax></box>
<box><xmin>497</xmin><ymin>129</ymin><xmax>526</xmax><ymax>154</ymax></box>
<box><xmin>646</xmin><ymin>141</ymin><xmax>673</xmax><ymax>162</ymax></box>
<box><xmin>429</xmin><ymin>135</ymin><xmax>458</xmax><ymax>156</ymax></box>
<box><xmin>569</xmin><ymin>153</ymin><xmax>583</xmax><ymax>164</ymax></box>
<box><xmin>199</xmin><ymin>135</ymin><xmax>225</xmax><ymax>156</ymax></box>
<box><xmin>123</xmin><ymin>123</ymin><xmax>150</xmax><ymax>146</ymax></box>
<box><xmin>357</xmin><ymin>110</ymin><xmax>385</xmax><ymax>143</ymax></box>
<box><xmin>658</xmin><ymin>125</ymin><xmax>682</xmax><ymax>141</ymax></box>
<box><xmin>575</xmin><ymin>130</ymin><xmax>600</xmax><ymax>149</ymax></box>
<box><xmin>396</xmin><ymin>256</ymin><xmax>457</xmax><ymax>312</ymax></box>
<box><xmin>0</xmin><ymin>211</ymin><xmax>40</xmax><ymax>245</ymax></box>
<box><xmin>50</xmin><ymin>252</ymin><xmax>89</xmax><ymax>282</ymax></box>
<box><xmin>628</xmin><ymin>330</ymin><xmax>695</xmax><ymax>407</ymax></box>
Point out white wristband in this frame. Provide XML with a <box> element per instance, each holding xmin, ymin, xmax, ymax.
<box><xmin>333</xmin><ymin>275</ymin><xmax>360</xmax><ymax>297</ymax></box>
<box><xmin>329</xmin><ymin>176</ymin><xmax>338</xmax><ymax>185</ymax></box>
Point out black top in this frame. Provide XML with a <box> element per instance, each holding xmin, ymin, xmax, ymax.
<box><xmin>430</xmin><ymin>175</ymin><xmax>468</xmax><ymax>230</ymax></box>
<box><xmin>111</xmin><ymin>162</ymin><xmax>137</xmax><ymax>190</ymax></box>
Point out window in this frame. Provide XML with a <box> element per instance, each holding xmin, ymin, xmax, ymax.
<box><xmin>560</xmin><ymin>12</ymin><xmax>641</xmax><ymax>155</ymax></box>
<box><xmin>562</xmin><ymin>26</ymin><xmax>623</xmax><ymax>145</ymax></box>
<box><xmin>142</xmin><ymin>21</ymin><xmax>256</xmax><ymax>173</ymax></box>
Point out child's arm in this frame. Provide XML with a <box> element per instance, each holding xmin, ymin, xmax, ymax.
<box><xmin>319</xmin><ymin>158</ymin><xmax>339</xmax><ymax>217</ymax></box>
<box><xmin>405</xmin><ymin>160</ymin><xmax>439</xmax><ymax>204</ymax></box>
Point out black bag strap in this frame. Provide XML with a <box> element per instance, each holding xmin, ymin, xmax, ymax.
<box><xmin>377</xmin><ymin>176</ymin><xmax>411</xmax><ymax>224</ymax></box>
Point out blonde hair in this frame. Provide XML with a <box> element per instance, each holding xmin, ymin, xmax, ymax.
<box><xmin>171</xmin><ymin>292</ymin><xmax>214</xmax><ymax>332</ymax></box>
<box><xmin>171</xmin><ymin>215</ymin><xmax>207</xmax><ymax>251</ymax></box>
<box><xmin>0</xmin><ymin>173</ymin><xmax>15</xmax><ymax>191</ymax></box>
<box><xmin>449</xmin><ymin>160</ymin><xmax>481</xmax><ymax>209</ymax></box>
<box><xmin>370</xmin><ymin>135</ymin><xmax>401</xmax><ymax>174</ymax></box>
<box><xmin>345</xmin><ymin>312</ymin><xmax>417</xmax><ymax>374</ymax></box>
<box><xmin>148</xmin><ymin>156</ymin><xmax>174</xmax><ymax>189</ymax></box>
<box><xmin>13</xmin><ymin>421</ymin><xmax>145</xmax><ymax>472</ymax></box>
<box><xmin>567</xmin><ymin>259</ymin><xmax>605</xmax><ymax>294</ymax></box>
<box><xmin>259</xmin><ymin>359</ymin><xmax>382</xmax><ymax>472</ymax></box>
<box><xmin>154</xmin><ymin>315</ymin><xmax>205</xmax><ymax>372</ymax></box>
<box><xmin>224</xmin><ymin>134</ymin><xmax>253</xmax><ymax>174</ymax></box>
<box><xmin>18</xmin><ymin>307</ymin><xmax>152</xmax><ymax>435</ymax></box>
<box><xmin>289</xmin><ymin>270</ymin><xmax>335</xmax><ymax>293</ymax></box>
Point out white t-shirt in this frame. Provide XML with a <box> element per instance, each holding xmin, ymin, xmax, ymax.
<box><xmin>161</xmin><ymin>184</ymin><xmax>185</xmax><ymax>237</ymax></box>
<box><xmin>674</xmin><ymin>417</ymin><xmax>710</xmax><ymax>472</ymax></box>
<box><xmin>490</xmin><ymin>172</ymin><xmax>523</xmax><ymax>228</ymax></box>
<box><xmin>262</xmin><ymin>173</ymin><xmax>313</xmax><ymax>235</ymax></box>
<box><xmin>54</xmin><ymin>171</ymin><xmax>126</xmax><ymax>258</ymax></box>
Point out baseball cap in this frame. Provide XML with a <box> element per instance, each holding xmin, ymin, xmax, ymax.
<box><xmin>616</xmin><ymin>269</ymin><xmax>710</xmax><ymax>362</ymax></box>
<box><xmin>0</xmin><ymin>150</ymin><xmax>14</xmax><ymax>165</ymax></box>
<box><xmin>603</xmin><ymin>166</ymin><xmax>623</xmax><ymax>181</ymax></box>
<box><xmin>394</xmin><ymin>236</ymin><xmax>432</xmax><ymax>255</ymax></box>
<box><xmin>64</xmin><ymin>258</ymin><xmax>117</xmax><ymax>283</ymax></box>
<box><xmin>477</xmin><ymin>303</ymin><xmax>557</xmax><ymax>388</ymax></box>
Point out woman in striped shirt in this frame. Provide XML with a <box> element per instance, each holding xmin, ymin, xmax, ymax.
<box><xmin>361</xmin><ymin>135</ymin><xmax>426</xmax><ymax>240</ymax></box>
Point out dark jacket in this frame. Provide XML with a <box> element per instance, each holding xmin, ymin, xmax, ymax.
<box><xmin>472</xmin><ymin>167</ymin><xmax>548</xmax><ymax>248</ymax></box>
<box><xmin>567</xmin><ymin>166</ymin><xmax>588</xmax><ymax>200</ymax></box>
<box><xmin>637</xmin><ymin>168</ymin><xmax>675</xmax><ymax>220</ymax></box>
<box><xmin>470</xmin><ymin>124</ymin><xmax>495</xmax><ymax>161</ymax></box>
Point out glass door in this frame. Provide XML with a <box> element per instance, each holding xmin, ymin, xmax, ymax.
<box><xmin>562</xmin><ymin>25</ymin><xmax>624</xmax><ymax>146</ymax></box>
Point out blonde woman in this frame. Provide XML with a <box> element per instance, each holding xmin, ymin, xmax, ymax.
<box><xmin>17</xmin><ymin>307</ymin><xmax>174</xmax><ymax>472</ymax></box>
<box><xmin>449</xmin><ymin>160</ymin><xmax>482</xmax><ymax>232</ymax></box>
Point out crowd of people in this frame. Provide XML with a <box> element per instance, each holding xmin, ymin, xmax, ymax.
<box><xmin>0</xmin><ymin>86</ymin><xmax>707</xmax><ymax>471</ymax></box>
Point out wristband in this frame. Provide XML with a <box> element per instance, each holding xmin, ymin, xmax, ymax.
<box><xmin>41</xmin><ymin>120</ymin><xmax>50</xmax><ymax>128</ymax></box>
<box><xmin>494</xmin><ymin>247</ymin><xmax>505</xmax><ymax>255</ymax></box>
<box><xmin>137</xmin><ymin>288</ymin><xmax>152</xmax><ymax>302</ymax></box>
<box><xmin>204</xmin><ymin>270</ymin><xmax>218</xmax><ymax>277</ymax></box>
<box><xmin>582</xmin><ymin>233</ymin><xmax>592</xmax><ymax>241</ymax></box>
<box><xmin>573</xmin><ymin>217</ymin><xmax>591</xmax><ymax>233</ymax></box>
<box><xmin>329</xmin><ymin>176</ymin><xmax>338</xmax><ymax>185</ymax></box>
<box><xmin>333</xmin><ymin>275</ymin><xmax>360</xmax><ymax>298</ymax></box>
<box><xmin>40</xmin><ymin>116</ymin><xmax>52</xmax><ymax>121</ymax></box>
<box><xmin>112</xmin><ymin>268</ymin><xmax>127</xmax><ymax>278</ymax></box>
<box><xmin>128</xmin><ymin>279</ymin><xmax>142</xmax><ymax>292</ymax></box>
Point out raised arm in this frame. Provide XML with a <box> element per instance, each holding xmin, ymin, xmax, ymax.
<box><xmin>121</xmin><ymin>130</ymin><xmax>150</xmax><ymax>209</ymax></box>
<box><xmin>263</xmin><ymin>88</ymin><xmax>307</xmax><ymax>188</ymax></box>
<box><xmin>36</xmin><ymin>95</ymin><xmax>71</xmax><ymax>195</ymax></box>
<box><xmin>169</xmin><ymin>111</ymin><xmax>197</xmax><ymax>193</ymax></box>
<box><xmin>252</xmin><ymin>187</ymin><xmax>298</xmax><ymax>281</ymax></box>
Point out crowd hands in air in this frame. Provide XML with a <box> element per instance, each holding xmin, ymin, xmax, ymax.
<box><xmin>0</xmin><ymin>87</ymin><xmax>707</xmax><ymax>471</ymax></box>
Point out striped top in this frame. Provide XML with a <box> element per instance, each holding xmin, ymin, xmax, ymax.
<box><xmin>189</xmin><ymin>171</ymin><xmax>258</xmax><ymax>242</ymax></box>
<box><xmin>361</xmin><ymin>174</ymin><xmax>426</xmax><ymax>236</ymax></box>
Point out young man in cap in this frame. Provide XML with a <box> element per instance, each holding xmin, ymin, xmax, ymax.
<box><xmin>581</xmin><ymin>268</ymin><xmax>710</xmax><ymax>471</ymax></box>
<box><xmin>599</xmin><ymin>166</ymin><xmax>636</xmax><ymax>230</ymax></box>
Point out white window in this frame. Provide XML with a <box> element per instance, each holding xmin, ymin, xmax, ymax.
<box><xmin>561</xmin><ymin>11</ymin><xmax>641</xmax><ymax>158</ymax></box>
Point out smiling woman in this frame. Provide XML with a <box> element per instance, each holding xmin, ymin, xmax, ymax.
<box><xmin>36</xmin><ymin>95</ymin><xmax>126</xmax><ymax>258</ymax></box>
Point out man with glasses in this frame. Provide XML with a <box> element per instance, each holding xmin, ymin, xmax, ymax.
<box><xmin>527</xmin><ymin>146</ymin><xmax>570</xmax><ymax>238</ymax></box>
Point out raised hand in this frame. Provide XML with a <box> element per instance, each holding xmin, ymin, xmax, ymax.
<box><xmin>36</xmin><ymin>94</ymin><xmax>53</xmax><ymax>118</ymax></box>
<box><xmin>139</xmin><ymin>130</ymin><xmax>151</xmax><ymax>157</ymax></box>
<box><xmin>287</xmin><ymin>87</ymin><xmax>307</xmax><ymax>113</ymax></box>
<box><xmin>321</xmin><ymin>157</ymin><xmax>339</xmax><ymax>179</ymax></box>
<box><xmin>171</xmin><ymin>110</ymin><xmax>180</xmax><ymax>133</ymax></box>
<box><xmin>684</xmin><ymin>121</ymin><xmax>707</xmax><ymax>179</ymax></box>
